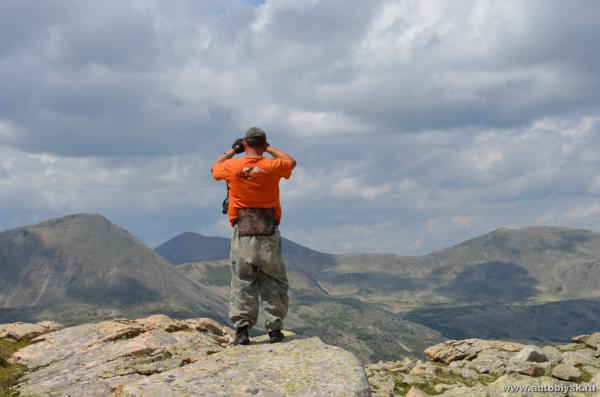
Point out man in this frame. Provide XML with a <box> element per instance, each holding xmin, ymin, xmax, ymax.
<box><xmin>211</xmin><ymin>127</ymin><xmax>296</xmax><ymax>345</ymax></box>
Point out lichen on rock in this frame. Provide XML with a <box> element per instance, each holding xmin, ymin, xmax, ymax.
<box><xmin>5</xmin><ymin>315</ymin><xmax>371</xmax><ymax>397</ymax></box>
<box><xmin>113</xmin><ymin>337</ymin><xmax>371</xmax><ymax>397</ymax></box>
<box><xmin>367</xmin><ymin>332</ymin><xmax>600</xmax><ymax>397</ymax></box>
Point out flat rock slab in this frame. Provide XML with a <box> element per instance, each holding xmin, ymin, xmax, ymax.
<box><xmin>551</xmin><ymin>363</ymin><xmax>582</xmax><ymax>381</ymax></box>
<box><xmin>572</xmin><ymin>333</ymin><xmax>600</xmax><ymax>350</ymax></box>
<box><xmin>0</xmin><ymin>321</ymin><xmax>63</xmax><ymax>341</ymax></box>
<box><xmin>11</xmin><ymin>316</ymin><xmax>227</xmax><ymax>396</ymax></box>
<box><xmin>425</xmin><ymin>338</ymin><xmax>525</xmax><ymax>364</ymax></box>
<box><xmin>113</xmin><ymin>337</ymin><xmax>371</xmax><ymax>397</ymax></box>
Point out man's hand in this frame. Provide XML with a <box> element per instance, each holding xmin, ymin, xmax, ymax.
<box><xmin>232</xmin><ymin>138</ymin><xmax>245</xmax><ymax>154</ymax></box>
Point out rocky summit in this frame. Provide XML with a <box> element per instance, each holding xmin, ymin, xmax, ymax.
<box><xmin>2</xmin><ymin>315</ymin><xmax>370</xmax><ymax>396</ymax></box>
<box><xmin>367</xmin><ymin>333</ymin><xmax>600</xmax><ymax>396</ymax></box>
<box><xmin>4</xmin><ymin>316</ymin><xmax>600</xmax><ymax>396</ymax></box>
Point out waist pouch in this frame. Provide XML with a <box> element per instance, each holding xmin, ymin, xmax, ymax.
<box><xmin>237</xmin><ymin>208</ymin><xmax>276</xmax><ymax>236</ymax></box>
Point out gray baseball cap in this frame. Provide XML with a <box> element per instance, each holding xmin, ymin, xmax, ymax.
<box><xmin>244</xmin><ymin>127</ymin><xmax>267</xmax><ymax>144</ymax></box>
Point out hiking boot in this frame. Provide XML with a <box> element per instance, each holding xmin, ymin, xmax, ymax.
<box><xmin>233</xmin><ymin>326</ymin><xmax>250</xmax><ymax>345</ymax></box>
<box><xmin>268</xmin><ymin>329</ymin><xmax>285</xmax><ymax>343</ymax></box>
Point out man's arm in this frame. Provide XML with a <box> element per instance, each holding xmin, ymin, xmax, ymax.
<box><xmin>211</xmin><ymin>149</ymin><xmax>235</xmax><ymax>175</ymax></box>
<box><xmin>212</xmin><ymin>138</ymin><xmax>245</xmax><ymax>174</ymax></box>
<box><xmin>266</xmin><ymin>146</ymin><xmax>297</xmax><ymax>169</ymax></box>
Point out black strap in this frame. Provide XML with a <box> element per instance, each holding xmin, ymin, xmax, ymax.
<box><xmin>222</xmin><ymin>184</ymin><xmax>229</xmax><ymax>214</ymax></box>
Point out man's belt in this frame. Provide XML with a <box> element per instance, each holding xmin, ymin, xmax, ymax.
<box><xmin>237</xmin><ymin>208</ymin><xmax>276</xmax><ymax>236</ymax></box>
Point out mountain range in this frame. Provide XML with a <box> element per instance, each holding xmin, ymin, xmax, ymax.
<box><xmin>158</xmin><ymin>226</ymin><xmax>600</xmax><ymax>341</ymax></box>
<box><xmin>157</xmin><ymin>232</ymin><xmax>438</xmax><ymax>362</ymax></box>
<box><xmin>2</xmin><ymin>213</ymin><xmax>600</xmax><ymax>362</ymax></box>
<box><xmin>155</xmin><ymin>223</ymin><xmax>600</xmax><ymax>356</ymax></box>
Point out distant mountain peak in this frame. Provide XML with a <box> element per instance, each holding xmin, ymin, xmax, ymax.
<box><xmin>40</xmin><ymin>212</ymin><xmax>110</xmax><ymax>224</ymax></box>
<box><xmin>0</xmin><ymin>213</ymin><xmax>226</xmax><ymax>324</ymax></box>
<box><xmin>155</xmin><ymin>231</ymin><xmax>334</xmax><ymax>273</ymax></box>
<box><xmin>155</xmin><ymin>232</ymin><xmax>231</xmax><ymax>264</ymax></box>
<box><xmin>487</xmin><ymin>225</ymin><xmax>595</xmax><ymax>235</ymax></box>
<box><xmin>178</xmin><ymin>231</ymin><xmax>205</xmax><ymax>237</ymax></box>
<box><xmin>442</xmin><ymin>225</ymin><xmax>598</xmax><ymax>251</ymax></box>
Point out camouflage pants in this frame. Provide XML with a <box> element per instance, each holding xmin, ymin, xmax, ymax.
<box><xmin>229</xmin><ymin>224</ymin><xmax>289</xmax><ymax>331</ymax></box>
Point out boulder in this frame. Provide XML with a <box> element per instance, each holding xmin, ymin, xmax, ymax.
<box><xmin>551</xmin><ymin>363</ymin><xmax>582</xmax><ymax>381</ymax></box>
<box><xmin>438</xmin><ymin>385</ymin><xmax>488</xmax><ymax>397</ymax></box>
<box><xmin>424</xmin><ymin>339</ymin><xmax>524</xmax><ymax>364</ymax></box>
<box><xmin>367</xmin><ymin>335</ymin><xmax>600</xmax><ymax>397</ymax></box>
<box><xmin>11</xmin><ymin>320</ymin><xmax>147</xmax><ymax>368</ymax></box>
<box><xmin>460</xmin><ymin>367</ymin><xmax>479</xmax><ymax>380</ymax></box>
<box><xmin>582</xmin><ymin>365</ymin><xmax>600</xmax><ymax>378</ymax></box>
<box><xmin>505</xmin><ymin>346</ymin><xmax>551</xmax><ymax>377</ymax></box>
<box><xmin>112</xmin><ymin>337</ymin><xmax>371</xmax><ymax>397</ymax></box>
<box><xmin>389</xmin><ymin>358</ymin><xmax>415</xmax><ymax>373</ymax></box>
<box><xmin>12</xmin><ymin>317</ymin><xmax>366</xmax><ymax>397</ymax></box>
<box><xmin>35</xmin><ymin>321</ymin><xmax>63</xmax><ymax>332</ymax></box>
<box><xmin>400</xmin><ymin>373</ymin><xmax>421</xmax><ymax>385</ymax></box>
<box><xmin>14</xmin><ymin>325</ymin><xmax>223</xmax><ymax>396</ymax></box>
<box><xmin>561</xmin><ymin>350</ymin><xmax>595</xmax><ymax>366</ymax></box>
<box><xmin>0</xmin><ymin>321</ymin><xmax>63</xmax><ymax>342</ymax></box>
<box><xmin>433</xmin><ymin>383</ymin><xmax>454</xmax><ymax>394</ymax></box>
<box><xmin>490</xmin><ymin>373</ymin><xmax>573</xmax><ymax>395</ymax></box>
<box><xmin>409</xmin><ymin>360</ymin><xmax>438</xmax><ymax>377</ymax></box>
<box><xmin>134</xmin><ymin>314</ymin><xmax>188</xmax><ymax>333</ymax></box>
<box><xmin>366</xmin><ymin>361</ymin><xmax>395</xmax><ymax>371</ymax></box>
<box><xmin>406</xmin><ymin>386</ymin><xmax>430</xmax><ymax>397</ymax></box>
<box><xmin>505</xmin><ymin>361</ymin><xmax>548</xmax><ymax>377</ymax></box>
<box><xmin>541</xmin><ymin>345</ymin><xmax>562</xmax><ymax>365</ymax></box>
<box><xmin>557</xmin><ymin>342</ymin><xmax>585</xmax><ymax>352</ymax></box>
<box><xmin>511</xmin><ymin>345</ymin><xmax>548</xmax><ymax>363</ymax></box>
<box><xmin>367</xmin><ymin>374</ymin><xmax>394</xmax><ymax>397</ymax></box>
<box><xmin>182</xmin><ymin>318</ymin><xmax>224</xmax><ymax>335</ymax></box>
<box><xmin>470</xmin><ymin>353</ymin><xmax>506</xmax><ymax>374</ymax></box>
<box><xmin>572</xmin><ymin>332</ymin><xmax>600</xmax><ymax>349</ymax></box>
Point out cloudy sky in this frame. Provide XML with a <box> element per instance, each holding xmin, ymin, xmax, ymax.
<box><xmin>1</xmin><ymin>0</ymin><xmax>600</xmax><ymax>254</ymax></box>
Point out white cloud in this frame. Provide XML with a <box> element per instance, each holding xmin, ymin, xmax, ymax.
<box><xmin>0</xmin><ymin>146</ymin><xmax>224</xmax><ymax>243</ymax></box>
<box><xmin>1</xmin><ymin>1</ymin><xmax>600</xmax><ymax>254</ymax></box>
<box><xmin>280</xmin><ymin>166</ymin><xmax>324</xmax><ymax>202</ymax></box>
<box><xmin>589</xmin><ymin>176</ymin><xmax>600</xmax><ymax>194</ymax></box>
<box><xmin>563</xmin><ymin>203</ymin><xmax>600</xmax><ymax>222</ymax></box>
<box><xmin>200</xmin><ymin>217</ymin><xmax>232</xmax><ymax>237</ymax></box>
<box><xmin>535</xmin><ymin>200</ymin><xmax>600</xmax><ymax>232</ymax></box>
<box><xmin>286</xmin><ymin>111</ymin><xmax>368</xmax><ymax>137</ymax></box>
<box><xmin>0</xmin><ymin>120</ymin><xmax>18</xmax><ymax>143</ymax></box>
<box><xmin>330</xmin><ymin>177</ymin><xmax>393</xmax><ymax>201</ymax></box>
